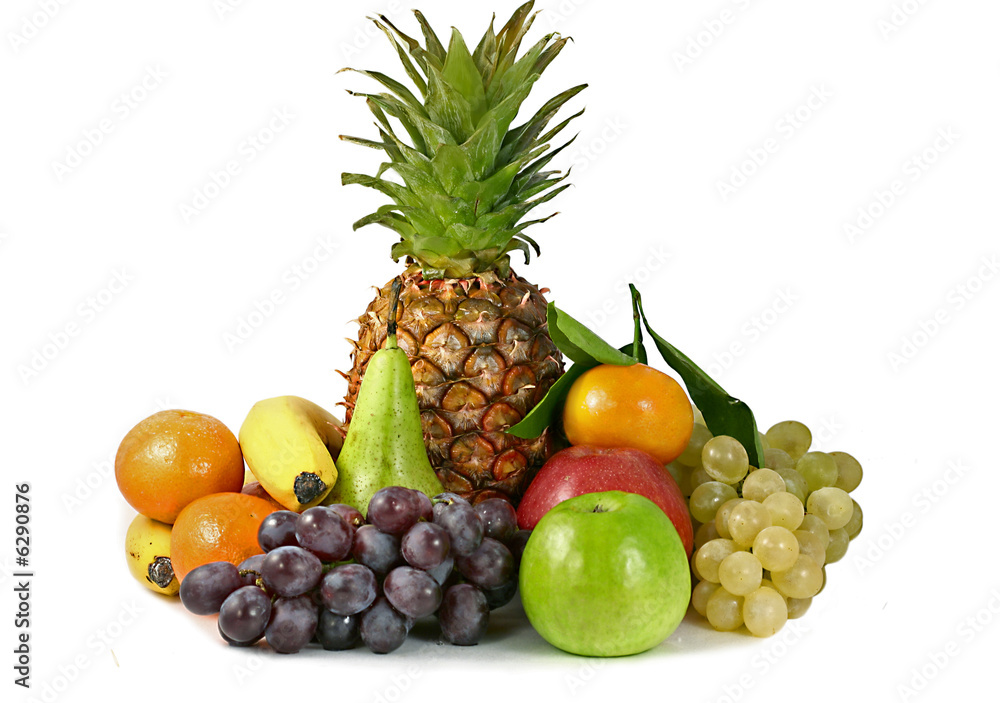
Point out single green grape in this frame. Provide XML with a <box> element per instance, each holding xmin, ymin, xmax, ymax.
<box><xmin>771</xmin><ymin>555</ymin><xmax>824</xmax><ymax>599</ymax></box>
<box><xmin>706</xmin><ymin>587</ymin><xmax>744</xmax><ymax>631</ymax></box>
<box><xmin>728</xmin><ymin>500</ymin><xmax>772</xmax><ymax>549</ymax></box>
<box><xmin>743</xmin><ymin>468</ymin><xmax>787</xmax><ymax>502</ymax></box>
<box><xmin>844</xmin><ymin>499</ymin><xmax>863</xmax><ymax>540</ymax></box>
<box><xmin>694</xmin><ymin>520</ymin><xmax>721</xmax><ymax>551</ymax></box>
<box><xmin>758</xmin><ymin>432</ymin><xmax>770</xmax><ymax>453</ymax></box>
<box><xmin>764</xmin><ymin>447</ymin><xmax>795</xmax><ymax>471</ymax></box>
<box><xmin>798</xmin><ymin>514</ymin><xmax>831</xmax><ymax>546</ymax></box>
<box><xmin>786</xmin><ymin>596</ymin><xmax>812</xmax><ymax>619</ymax></box>
<box><xmin>830</xmin><ymin>451</ymin><xmax>864</xmax><ymax>492</ymax></box>
<box><xmin>807</xmin><ymin>487</ymin><xmax>854</xmax><ymax>530</ymax></box>
<box><xmin>743</xmin><ymin>586</ymin><xmax>788</xmax><ymax>637</ymax></box>
<box><xmin>762</xmin><ymin>492</ymin><xmax>805</xmax><ymax>530</ymax></box>
<box><xmin>719</xmin><ymin>551</ymin><xmax>763</xmax><ymax>596</ymax></box>
<box><xmin>753</xmin><ymin>526</ymin><xmax>800</xmax><ymax>572</ymax></box>
<box><xmin>793</xmin><ymin>529</ymin><xmax>827</xmax><ymax>567</ymax></box>
<box><xmin>826</xmin><ymin>527</ymin><xmax>850</xmax><ymax>564</ymax></box>
<box><xmin>701</xmin><ymin>435</ymin><xmax>750</xmax><ymax>484</ymax></box>
<box><xmin>690</xmin><ymin>467</ymin><xmax>714</xmax><ymax>492</ymax></box>
<box><xmin>796</xmin><ymin>452</ymin><xmax>839</xmax><ymax>493</ymax></box>
<box><xmin>689</xmin><ymin>481</ymin><xmax>738</xmax><ymax>524</ymax></box>
<box><xmin>765</xmin><ymin>421</ymin><xmax>812</xmax><ymax>460</ymax></box>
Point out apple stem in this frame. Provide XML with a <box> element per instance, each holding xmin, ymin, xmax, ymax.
<box><xmin>592</xmin><ymin>504</ymin><xmax>606</xmax><ymax>513</ymax></box>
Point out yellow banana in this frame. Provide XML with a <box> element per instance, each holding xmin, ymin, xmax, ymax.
<box><xmin>239</xmin><ymin>396</ymin><xmax>343</xmax><ymax>511</ymax></box>
<box><xmin>125</xmin><ymin>514</ymin><xmax>179</xmax><ymax>596</ymax></box>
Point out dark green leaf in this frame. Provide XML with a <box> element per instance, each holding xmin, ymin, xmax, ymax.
<box><xmin>630</xmin><ymin>284</ymin><xmax>765</xmax><ymax>468</ymax></box>
<box><xmin>548</xmin><ymin>303</ymin><xmax>635</xmax><ymax>367</ymax></box>
<box><xmin>628</xmin><ymin>292</ymin><xmax>647</xmax><ymax>363</ymax></box>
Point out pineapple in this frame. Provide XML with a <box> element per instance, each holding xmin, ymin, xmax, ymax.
<box><xmin>340</xmin><ymin>2</ymin><xmax>586</xmax><ymax>505</ymax></box>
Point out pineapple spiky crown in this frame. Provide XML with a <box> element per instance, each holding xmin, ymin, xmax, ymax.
<box><xmin>340</xmin><ymin>1</ymin><xmax>586</xmax><ymax>280</ymax></box>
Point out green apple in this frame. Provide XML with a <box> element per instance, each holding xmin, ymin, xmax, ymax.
<box><xmin>519</xmin><ymin>490</ymin><xmax>691</xmax><ymax>657</ymax></box>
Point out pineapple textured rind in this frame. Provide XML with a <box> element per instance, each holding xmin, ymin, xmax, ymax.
<box><xmin>343</xmin><ymin>272</ymin><xmax>562</xmax><ymax>504</ymax></box>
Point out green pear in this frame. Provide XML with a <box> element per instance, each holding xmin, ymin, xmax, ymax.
<box><xmin>324</xmin><ymin>279</ymin><xmax>444</xmax><ymax>514</ymax></box>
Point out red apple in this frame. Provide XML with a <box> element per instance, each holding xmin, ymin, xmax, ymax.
<box><xmin>517</xmin><ymin>445</ymin><xmax>693</xmax><ymax>555</ymax></box>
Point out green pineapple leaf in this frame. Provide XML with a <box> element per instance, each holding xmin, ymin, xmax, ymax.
<box><xmin>441</xmin><ymin>28</ymin><xmax>488</xmax><ymax>122</ymax></box>
<box><xmin>430</xmin><ymin>144</ymin><xmax>475</xmax><ymax>196</ymax></box>
<box><xmin>462</xmin><ymin>114</ymin><xmax>501</xmax><ymax>180</ymax></box>
<box><xmin>338</xmin><ymin>68</ymin><xmax>425</xmax><ymax>112</ymax></box>
<box><xmin>343</xmin><ymin>3</ymin><xmax>584</xmax><ymax>278</ymax></box>
<box><xmin>472</xmin><ymin>14</ymin><xmax>498</xmax><ymax>79</ymax></box>
<box><xmin>426</xmin><ymin>66</ymin><xmax>475</xmax><ymax>142</ymax></box>
<box><xmin>371</xmin><ymin>16</ymin><xmax>428</xmax><ymax>97</ymax></box>
<box><xmin>412</xmin><ymin>9</ymin><xmax>447</xmax><ymax>65</ymax></box>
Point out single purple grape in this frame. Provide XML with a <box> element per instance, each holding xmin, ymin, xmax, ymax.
<box><xmin>260</xmin><ymin>546</ymin><xmax>322</xmax><ymax>597</ymax></box>
<box><xmin>413</xmin><ymin>490</ymin><xmax>434</xmax><ymax>522</ymax></box>
<box><xmin>266</xmin><ymin>595</ymin><xmax>319</xmax><ymax>654</ymax></box>
<box><xmin>360</xmin><ymin>597</ymin><xmax>409</xmax><ymax>654</ymax></box>
<box><xmin>475</xmin><ymin>498</ymin><xmax>518</xmax><ymax>543</ymax></box>
<box><xmin>383</xmin><ymin>566</ymin><xmax>442</xmax><ymax>619</ymax></box>
<box><xmin>425</xmin><ymin>555</ymin><xmax>455</xmax><ymax>587</ymax></box>
<box><xmin>401</xmin><ymin>521</ymin><xmax>450</xmax><ymax>570</ymax></box>
<box><xmin>367</xmin><ymin>487</ymin><xmax>423</xmax><ymax>535</ymax></box>
<box><xmin>180</xmin><ymin>561</ymin><xmax>244</xmax><ymax>615</ymax></box>
<box><xmin>432</xmin><ymin>492</ymin><xmax>469</xmax><ymax>522</ymax></box>
<box><xmin>438</xmin><ymin>584</ymin><xmax>489</xmax><ymax>646</ymax></box>
<box><xmin>320</xmin><ymin>563</ymin><xmax>378</xmax><ymax>616</ymax></box>
<box><xmin>455</xmin><ymin>538</ymin><xmax>514</xmax><ymax>590</ymax></box>
<box><xmin>219</xmin><ymin>586</ymin><xmax>272</xmax><ymax>644</ymax></box>
<box><xmin>317</xmin><ymin>611</ymin><xmax>360</xmax><ymax>651</ymax></box>
<box><xmin>352</xmin><ymin>525</ymin><xmax>403</xmax><ymax>575</ymax></box>
<box><xmin>434</xmin><ymin>501</ymin><xmax>483</xmax><ymax>557</ymax></box>
<box><xmin>295</xmin><ymin>506</ymin><xmax>353</xmax><ymax>561</ymax></box>
<box><xmin>258</xmin><ymin>511</ymin><xmax>300</xmax><ymax>552</ymax></box>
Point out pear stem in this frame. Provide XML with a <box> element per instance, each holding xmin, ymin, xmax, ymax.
<box><xmin>386</xmin><ymin>277</ymin><xmax>402</xmax><ymax>349</ymax></box>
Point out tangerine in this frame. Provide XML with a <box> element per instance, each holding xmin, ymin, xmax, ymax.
<box><xmin>170</xmin><ymin>492</ymin><xmax>276</xmax><ymax>582</ymax></box>
<box><xmin>115</xmin><ymin>409</ymin><xmax>245</xmax><ymax>524</ymax></box>
<box><xmin>562</xmin><ymin>363</ymin><xmax>694</xmax><ymax>464</ymax></box>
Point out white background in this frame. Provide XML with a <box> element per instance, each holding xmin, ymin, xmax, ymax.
<box><xmin>2</xmin><ymin>0</ymin><xmax>998</xmax><ymax>701</ymax></box>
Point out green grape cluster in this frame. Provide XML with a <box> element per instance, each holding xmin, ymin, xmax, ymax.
<box><xmin>668</xmin><ymin>418</ymin><xmax>863</xmax><ymax>638</ymax></box>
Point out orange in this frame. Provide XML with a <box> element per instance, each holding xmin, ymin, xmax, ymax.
<box><xmin>170</xmin><ymin>492</ymin><xmax>276</xmax><ymax>582</ymax></box>
<box><xmin>115</xmin><ymin>409</ymin><xmax>245</xmax><ymax>524</ymax></box>
<box><xmin>562</xmin><ymin>363</ymin><xmax>694</xmax><ymax>464</ymax></box>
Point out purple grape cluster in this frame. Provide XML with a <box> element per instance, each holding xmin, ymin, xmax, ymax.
<box><xmin>178</xmin><ymin>487</ymin><xmax>531</xmax><ymax>654</ymax></box>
